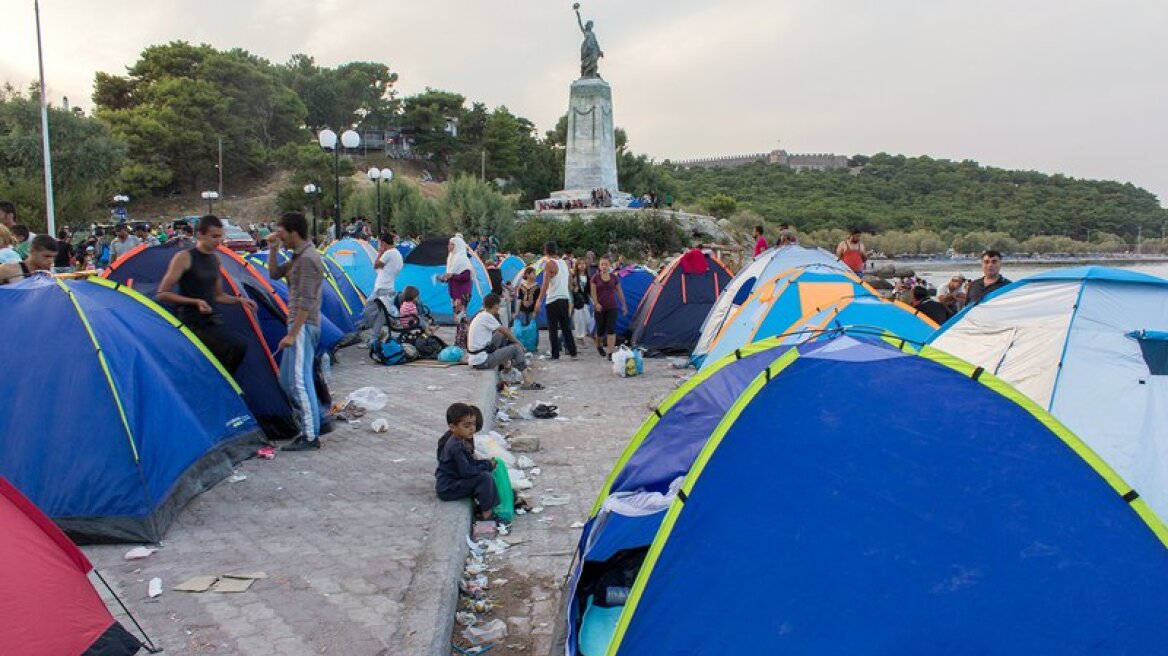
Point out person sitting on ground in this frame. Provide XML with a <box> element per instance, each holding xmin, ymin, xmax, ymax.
<box><xmin>435</xmin><ymin>402</ymin><xmax>499</xmax><ymax>522</ymax></box>
<box><xmin>0</xmin><ymin>235</ymin><xmax>57</xmax><ymax>285</ymax></box>
<box><xmin>469</xmin><ymin>293</ymin><xmax>543</xmax><ymax>390</ymax></box>
<box><xmin>911</xmin><ymin>286</ymin><xmax>952</xmax><ymax>325</ymax></box>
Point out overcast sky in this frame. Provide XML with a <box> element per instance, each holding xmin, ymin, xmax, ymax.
<box><xmin>3</xmin><ymin>0</ymin><xmax>1166</xmax><ymax>204</ymax></box>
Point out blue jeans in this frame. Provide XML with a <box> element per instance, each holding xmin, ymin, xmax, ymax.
<box><xmin>280</xmin><ymin>323</ymin><xmax>321</xmax><ymax>440</ymax></box>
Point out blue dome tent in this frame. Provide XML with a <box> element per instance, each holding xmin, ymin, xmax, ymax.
<box><xmin>104</xmin><ymin>242</ymin><xmax>300</xmax><ymax>440</ymax></box>
<box><xmin>396</xmin><ymin>237</ymin><xmax>492</xmax><ymax>324</ymax></box>
<box><xmin>930</xmin><ymin>266</ymin><xmax>1168</xmax><ymax>523</ymax></box>
<box><xmin>692</xmin><ymin>244</ymin><xmax>844</xmax><ymax>363</ymax></box>
<box><xmin>614</xmin><ymin>266</ymin><xmax>655</xmax><ymax>337</ymax></box>
<box><xmin>627</xmin><ymin>251</ymin><xmax>733</xmax><ymax>354</ymax></box>
<box><xmin>562</xmin><ymin>334</ymin><xmax>1168</xmax><ymax>654</ymax></box>
<box><xmin>324</xmin><ymin>237</ymin><xmax>378</xmax><ymax>296</ymax></box>
<box><xmin>0</xmin><ymin>276</ymin><xmax>265</xmax><ymax>543</ymax></box>
<box><xmin>498</xmin><ymin>254</ymin><xmax>526</xmax><ymax>285</ymax></box>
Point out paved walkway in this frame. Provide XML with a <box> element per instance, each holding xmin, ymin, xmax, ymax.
<box><xmin>451</xmin><ymin>346</ymin><xmax>681</xmax><ymax>655</ymax></box>
<box><xmin>86</xmin><ymin>342</ymin><xmax>493</xmax><ymax>655</ymax></box>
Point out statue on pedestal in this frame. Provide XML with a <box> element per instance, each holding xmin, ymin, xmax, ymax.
<box><xmin>574</xmin><ymin>3</ymin><xmax>603</xmax><ymax>79</ymax></box>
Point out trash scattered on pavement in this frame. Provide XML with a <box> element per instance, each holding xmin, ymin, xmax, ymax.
<box><xmin>228</xmin><ymin>474</ymin><xmax>247</xmax><ymax>483</ymax></box>
<box><xmin>529</xmin><ymin>467</ymin><xmax>542</xmax><ymax>476</ymax></box>
<box><xmin>174</xmin><ymin>572</ymin><xmax>267</xmax><ymax>594</ymax></box>
<box><xmin>256</xmin><ymin>446</ymin><xmax>276</xmax><ymax>459</ymax></box>
<box><xmin>570</xmin><ymin>521</ymin><xmax>586</xmax><ymax>529</ymax></box>
<box><xmin>463</xmin><ymin>618</ymin><xmax>508</xmax><ymax>644</ymax></box>
<box><xmin>346</xmin><ymin>387</ymin><xmax>388</xmax><ymax>411</ymax></box>
<box><xmin>334</xmin><ymin>400</ymin><xmax>368</xmax><ymax>421</ymax></box>
<box><xmin>472</xmin><ymin>520</ymin><xmax>497</xmax><ymax>540</ymax></box>
<box><xmin>495</xmin><ymin>410</ymin><xmax>512</xmax><ymax>424</ymax></box>
<box><xmin>539</xmin><ymin>493</ymin><xmax>571</xmax><ymax>507</ymax></box>
<box><xmin>124</xmin><ymin>546</ymin><xmax>156</xmax><ymax>560</ymax></box>
<box><xmin>426</xmin><ymin>385</ymin><xmax>442</xmax><ymax>391</ymax></box>
<box><xmin>509</xmin><ymin>436</ymin><xmax>540</xmax><ymax>453</ymax></box>
<box><xmin>456</xmin><ymin>612</ymin><xmax>477</xmax><ymax>627</ymax></box>
<box><xmin>530</xmin><ymin>506</ymin><xmax>544</xmax><ymax>514</ymax></box>
<box><xmin>516</xmin><ymin>455</ymin><xmax>535</xmax><ymax>469</ymax></box>
<box><xmin>148</xmin><ymin>577</ymin><xmax>163</xmax><ymax>598</ymax></box>
<box><xmin>370</xmin><ymin>418</ymin><xmax>390</xmax><ymax>433</ymax></box>
<box><xmin>391</xmin><ymin>458</ymin><xmax>406</xmax><ymax>463</ymax></box>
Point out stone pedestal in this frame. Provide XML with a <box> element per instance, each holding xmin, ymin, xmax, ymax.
<box><xmin>561</xmin><ymin>77</ymin><xmax>618</xmax><ymax>194</ymax></box>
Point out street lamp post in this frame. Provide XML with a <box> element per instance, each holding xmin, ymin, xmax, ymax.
<box><xmin>303</xmin><ymin>183</ymin><xmax>322</xmax><ymax>240</ymax></box>
<box><xmin>367</xmin><ymin>167</ymin><xmax>393</xmax><ymax>237</ymax></box>
<box><xmin>317</xmin><ymin>128</ymin><xmax>361</xmax><ymax>241</ymax></box>
<box><xmin>112</xmin><ymin>194</ymin><xmax>130</xmax><ymax>224</ymax></box>
<box><xmin>201</xmin><ymin>190</ymin><xmax>219</xmax><ymax>215</ymax></box>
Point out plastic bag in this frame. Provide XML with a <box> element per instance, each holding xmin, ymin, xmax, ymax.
<box><xmin>508</xmin><ymin>467</ymin><xmax>533</xmax><ymax>491</ymax></box>
<box><xmin>438</xmin><ymin>345</ymin><xmax>465</xmax><ymax>362</ymax></box>
<box><xmin>491</xmin><ymin>458</ymin><xmax>514</xmax><ymax>523</ymax></box>
<box><xmin>474</xmin><ymin>431</ymin><xmax>516</xmax><ymax>467</ymax></box>
<box><xmin>347</xmin><ymin>387</ymin><xmax>388</xmax><ymax>411</ymax></box>
<box><xmin>513</xmin><ymin>316</ymin><xmax>538</xmax><ymax>353</ymax></box>
<box><xmin>611</xmin><ymin>347</ymin><xmax>632</xmax><ymax>377</ymax></box>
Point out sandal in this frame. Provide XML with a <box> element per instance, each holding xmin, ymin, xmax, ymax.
<box><xmin>521</xmin><ymin>382</ymin><xmax>546</xmax><ymax>391</ymax></box>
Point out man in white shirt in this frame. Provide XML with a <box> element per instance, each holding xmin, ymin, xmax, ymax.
<box><xmin>533</xmin><ymin>240</ymin><xmax>577</xmax><ymax>359</ymax></box>
<box><xmin>363</xmin><ymin>237</ymin><xmax>404</xmax><ymax>335</ymax></box>
<box><xmin>468</xmin><ymin>293</ymin><xmax>541</xmax><ymax>389</ymax></box>
<box><xmin>109</xmin><ymin>224</ymin><xmax>141</xmax><ymax>263</ymax></box>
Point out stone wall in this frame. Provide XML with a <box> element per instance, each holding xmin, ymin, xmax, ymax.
<box><xmin>676</xmin><ymin>148</ymin><xmax>850</xmax><ymax>172</ymax></box>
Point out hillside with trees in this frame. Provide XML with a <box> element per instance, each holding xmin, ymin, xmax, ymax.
<box><xmin>670</xmin><ymin>155</ymin><xmax>1168</xmax><ymax>251</ymax></box>
<box><xmin>2</xmin><ymin>40</ymin><xmax>1166</xmax><ymax>256</ymax></box>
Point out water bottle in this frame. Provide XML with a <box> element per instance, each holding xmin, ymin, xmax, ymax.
<box><xmin>605</xmin><ymin>586</ymin><xmax>631</xmax><ymax>606</ymax></box>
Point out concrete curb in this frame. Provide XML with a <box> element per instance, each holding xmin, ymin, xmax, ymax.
<box><xmin>427</xmin><ymin>367</ymin><xmax>499</xmax><ymax>656</ymax></box>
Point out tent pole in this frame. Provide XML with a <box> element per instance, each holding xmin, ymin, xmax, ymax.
<box><xmin>93</xmin><ymin>568</ymin><xmax>164</xmax><ymax>653</ymax></box>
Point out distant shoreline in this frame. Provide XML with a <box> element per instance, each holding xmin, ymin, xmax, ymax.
<box><xmin>877</xmin><ymin>255</ymin><xmax>1168</xmax><ymax>268</ymax></box>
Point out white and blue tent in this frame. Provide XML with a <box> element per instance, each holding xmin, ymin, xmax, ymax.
<box><xmin>929</xmin><ymin>266</ymin><xmax>1168</xmax><ymax>521</ymax></box>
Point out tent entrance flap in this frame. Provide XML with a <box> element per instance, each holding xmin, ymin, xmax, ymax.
<box><xmin>1128</xmin><ymin>330</ymin><xmax>1168</xmax><ymax>375</ymax></box>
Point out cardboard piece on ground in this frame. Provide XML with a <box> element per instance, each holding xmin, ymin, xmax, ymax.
<box><xmin>403</xmin><ymin>360</ymin><xmax>463</xmax><ymax>368</ymax></box>
<box><xmin>173</xmin><ymin>576</ymin><xmax>218</xmax><ymax>593</ymax></box>
<box><xmin>223</xmin><ymin>572</ymin><xmax>268</xmax><ymax>580</ymax></box>
<box><xmin>210</xmin><ymin>577</ymin><xmax>256</xmax><ymax>593</ymax></box>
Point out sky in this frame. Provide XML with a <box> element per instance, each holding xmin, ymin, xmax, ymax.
<box><xmin>2</xmin><ymin>0</ymin><xmax>1167</xmax><ymax>204</ymax></box>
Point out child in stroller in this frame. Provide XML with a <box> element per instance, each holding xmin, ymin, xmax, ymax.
<box><xmin>374</xmin><ymin>286</ymin><xmax>435</xmax><ymax>346</ymax></box>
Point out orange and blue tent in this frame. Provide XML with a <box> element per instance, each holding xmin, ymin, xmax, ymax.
<box><xmin>698</xmin><ymin>263</ymin><xmax>877</xmax><ymax>367</ymax></box>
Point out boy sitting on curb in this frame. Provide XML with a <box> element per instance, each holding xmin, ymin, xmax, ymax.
<box><xmin>435</xmin><ymin>402</ymin><xmax>499</xmax><ymax>521</ymax></box>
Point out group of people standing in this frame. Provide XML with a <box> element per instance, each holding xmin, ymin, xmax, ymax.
<box><xmin>512</xmin><ymin>241</ymin><xmax>629</xmax><ymax>360</ymax></box>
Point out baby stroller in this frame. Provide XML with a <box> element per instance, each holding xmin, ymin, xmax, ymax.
<box><xmin>371</xmin><ymin>292</ymin><xmax>447</xmax><ymax>359</ymax></box>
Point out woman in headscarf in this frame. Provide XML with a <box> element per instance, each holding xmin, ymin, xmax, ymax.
<box><xmin>439</xmin><ymin>234</ymin><xmax>474</xmax><ymax>348</ymax></box>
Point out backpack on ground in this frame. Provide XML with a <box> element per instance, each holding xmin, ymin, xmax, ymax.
<box><xmin>414</xmin><ymin>334</ymin><xmax>448</xmax><ymax>359</ymax></box>
<box><xmin>369</xmin><ymin>336</ymin><xmax>412</xmax><ymax>366</ymax></box>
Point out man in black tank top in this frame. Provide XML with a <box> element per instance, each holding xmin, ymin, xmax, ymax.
<box><xmin>0</xmin><ymin>235</ymin><xmax>57</xmax><ymax>285</ymax></box>
<box><xmin>157</xmin><ymin>215</ymin><xmax>255</xmax><ymax>373</ymax></box>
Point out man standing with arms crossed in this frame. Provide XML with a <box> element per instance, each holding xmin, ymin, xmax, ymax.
<box><xmin>267</xmin><ymin>212</ymin><xmax>326</xmax><ymax>452</ymax></box>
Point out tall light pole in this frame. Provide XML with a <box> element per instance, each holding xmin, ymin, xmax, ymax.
<box><xmin>34</xmin><ymin>0</ymin><xmax>56</xmax><ymax>235</ymax></box>
<box><xmin>303</xmin><ymin>183</ymin><xmax>322</xmax><ymax>240</ymax></box>
<box><xmin>367</xmin><ymin>167</ymin><xmax>392</xmax><ymax>237</ymax></box>
<box><xmin>317</xmin><ymin>128</ymin><xmax>360</xmax><ymax>241</ymax></box>
<box><xmin>201</xmin><ymin>190</ymin><xmax>219</xmax><ymax>215</ymax></box>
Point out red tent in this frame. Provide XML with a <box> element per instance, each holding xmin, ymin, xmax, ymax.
<box><xmin>0</xmin><ymin>477</ymin><xmax>141</xmax><ymax>655</ymax></box>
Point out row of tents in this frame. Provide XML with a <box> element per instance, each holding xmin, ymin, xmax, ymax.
<box><xmin>0</xmin><ymin>235</ymin><xmax>526</xmax><ymax>542</ymax></box>
<box><xmin>561</xmin><ymin>262</ymin><xmax>1168</xmax><ymax>654</ymax></box>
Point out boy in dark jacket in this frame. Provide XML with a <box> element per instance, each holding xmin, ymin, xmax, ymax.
<box><xmin>435</xmin><ymin>403</ymin><xmax>498</xmax><ymax>520</ymax></box>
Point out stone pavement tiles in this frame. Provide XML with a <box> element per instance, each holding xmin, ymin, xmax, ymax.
<box><xmin>85</xmin><ymin>344</ymin><xmax>494</xmax><ymax>656</ymax></box>
<box><xmin>451</xmin><ymin>349</ymin><xmax>680</xmax><ymax>655</ymax></box>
